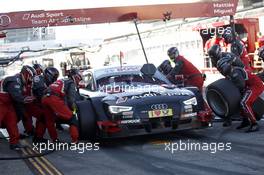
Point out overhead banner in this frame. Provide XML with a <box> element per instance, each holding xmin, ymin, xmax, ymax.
<box><xmin>0</xmin><ymin>0</ymin><xmax>238</xmax><ymax>30</ymax></box>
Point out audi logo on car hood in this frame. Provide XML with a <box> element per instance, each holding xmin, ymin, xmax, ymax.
<box><xmin>151</xmin><ymin>104</ymin><xmax>168</xmax><ymax>110</ymax></box>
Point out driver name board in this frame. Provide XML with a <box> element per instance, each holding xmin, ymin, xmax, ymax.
<box><xmin>0</xmin><ymin>0</ymin><xmax>238</xmax><ymax>30</ymax></box>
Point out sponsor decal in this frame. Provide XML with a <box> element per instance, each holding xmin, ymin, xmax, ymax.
<box><xmin>120</xmin><ymin>119</ymin><xmax>140</xmax><ymax>124</ymax></box>
<box><xmin>148</xmin><ymin>109</ymin><xmax>173</xmax><ymax>118</ymax></box>
<box><xmin>104</xmin><ymin>66</ymin><xmax>140</xmax><ymax>74</ymax></box>
<box><xmin>122</xmin><ymin>111</ymin><xmax>134</xmax><ymax>116</ymax></box>
<box><xmin>131</xmin><ymin>90</ymin><xmax>193</xmax><ymax>99</ymax></box>
<box><xmin>0</xmin><ymin>15</ymin><xmax>11</xmax><ymax>26</ymax></box>
<box><xmin>116</xmin><ymin>97</ymin><xmax>128</xmax><ymax>104</ymax></box>
<box><xmin>184</xmin><ymin>105</ymin><xmax>193</xmax><ymax>113</ymax></box>
<box><xmin>213</xmin><ymin>2</ymin><xmax>235</xmax><ymax>15</ymax></box>
<box><xmin>181</xmin><ymin>112</ymin><xmax>197</xmax><ymax>119</ymax></box>
<box><xmin>34</xmin><ymin>76</ymin><xmax>40</xmax><ymax>83</ymax></box>
<box><xmin>122</xmin><ymin>115</ymin><xmax>133</xmax><ymax>119</ymax></box>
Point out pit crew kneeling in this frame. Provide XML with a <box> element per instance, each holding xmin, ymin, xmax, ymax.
<box><xmin>29</xmin><ymin>66</ymin><xmax>60</xmax><ymax>143</ymax></box>
<box><xmin>41</xmin><ymin>69</ymin><xmax>83</xmax><ymax>143</ymax></box>
<box><xmin>216</xmin><ymin>58</ymin><xmax>264</xmax><ymax>132</ymax></box>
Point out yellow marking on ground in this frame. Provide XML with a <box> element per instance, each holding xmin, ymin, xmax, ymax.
<box><xmin>24</xmin><ymin>140</ymin><xmax>63</xmax><ymax>175</ymax></box>
<box><xmin>29</xmin><ymin>145</ymin><xmax>63</xmax><ymax>175</ymax></box>
<box><xmin>21</xmin><ymin>148</ymin><xmax>46</xmax><ymax>175</ymax></box>
<box><xmin>26</xmin><ymin>148</ymin><xmax>54</xmax><ymax>175</ymax></box>
<box><xmin>36</xmin><ymin>152</ymin><xmax>63</xmax><ymax>175</ymax></box>
<box><xmin>149</xmin><ymin>140</ymin><xmax>171</xmax><ymax>145</ymax></box>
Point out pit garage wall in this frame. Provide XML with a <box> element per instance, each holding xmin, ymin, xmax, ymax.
<box><xmin>101</xmin><ymin>26</ymin><xmax>225</xmax><ymax>87</ymax></box>
<box><xmin>102</xmin><ymin>28</ymin><xmax>205</xmax><ymax>70</ymax></box>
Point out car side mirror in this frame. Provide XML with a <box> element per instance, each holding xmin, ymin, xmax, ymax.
<box><xmin>140</xmin><ymin>63</ymin><xmax>157</xmax><ymax>77</ymax></box>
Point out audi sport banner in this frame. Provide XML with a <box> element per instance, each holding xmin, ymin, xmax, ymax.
<box><xmin>0</xmin><ymin>0</ymin><xmax>238</xmax><ymax>30</ymax></box>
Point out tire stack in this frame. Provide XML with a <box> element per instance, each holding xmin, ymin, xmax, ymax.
<box><xmin>206</xmin><ymin>78</ymin><xmax>264</xmax><ymax>120</ymax></box>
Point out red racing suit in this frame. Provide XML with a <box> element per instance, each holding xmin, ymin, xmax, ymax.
<box><xmin>240</xmin><ymin>70</ymin><xmax>264</xmax><ymax>124</ymax></box>
<box><xmin>228</xmin><ymin>67</ymin><xmax>264</xmax><ymax>124</ymax></box>
<box><xmin>204</xmin><ymin>37</ymin><xmax>226</xmax><ymax>53</ymax></box>
<box><xmin>23</xmin><ymin>75</ymin><xmax>49</xmax><ymax>138</ymax></box>
<box><xmin>42</xmin><ymin>79</ymin><xmax>79</xmax><ymax>143</ymax></box>
<box><xmin>167</xmin><ymin>55</ymin><xmax>204</xmax><ymax>92</ymax></box>
<box><xmin>0</xmin><ymin>78</ymin><xmax>20</xmax><ymax>144</ymax></box>
<box><xmin>3</xmin><ymin>74</ymin><xmax>35</xmax><ymax>133</ymax></box>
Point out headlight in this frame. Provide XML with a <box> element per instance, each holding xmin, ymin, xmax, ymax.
<box><xmin>108</xmin><ymin>106</ymin><xmax>133</xmax><ymax>114</ymax></box>
<box><xmin>183</xmin><ymin>97</ymin><xmax>197</xmax><ymax>106</ymax></box>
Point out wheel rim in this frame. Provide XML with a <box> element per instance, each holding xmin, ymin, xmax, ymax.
<box><xmin>207</xmin><ymin>89</ymin><xmax>229</xmax><ymax>117</ymax></box>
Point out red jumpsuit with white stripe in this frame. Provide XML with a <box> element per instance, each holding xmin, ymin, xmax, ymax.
<box><xmin>23</xmin><ymin>75</ymin><xmax>49</xmax><ymax>138</ymax></box>
<box><xmin>42</xmin><ymin>79</ymin><xmax>79</xmax><ymax>143</ymax></box>
<box><xmin>241</xmin><ymin>70</ymin><xmax>264</xmax><ymax>124</ymax></box>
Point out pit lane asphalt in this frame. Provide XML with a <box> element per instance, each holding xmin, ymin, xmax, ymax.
<box><xmin>1</xmin><ymin>121</ymin><xmax>264</xmax><ymax>175</ymax></box>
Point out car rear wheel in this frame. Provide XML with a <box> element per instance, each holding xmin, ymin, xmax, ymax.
<box><xmin>76</xmin><ymin>100</ymin><xmax>96</xmax><ymax>140</ymax></box>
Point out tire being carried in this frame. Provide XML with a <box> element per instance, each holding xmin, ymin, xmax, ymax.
<box><xmin>76</xmin><ymin>100</ymin><xmax>96</xmax><ymax>140</ymax></box>
<box><xmin>206</xmin><ymin>78</ymin><xmax>241</xmax><ymax>118</ymax></box>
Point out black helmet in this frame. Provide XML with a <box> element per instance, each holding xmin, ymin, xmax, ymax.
<box><xmin>222</xmin><ymin>28</ymin><xmax>234</xmax><ymax>43</ymax></box>
<box><xmin>217</xmin><ymin>57</ymin><xmax>232</xmax><ymax>76</ymax></box>
<box><xmin>44</xmin><ymin>67</ymin><xmax>59</xmax><ymax>85</ymax></box>
<box><xmin>258</xmin><ymin>46</ymin><xmax>264</xmax><ymax>61</ymax></box>
<box><xmin>20</xmin><ymin>65</ymin><xmax>36</xmax><ymax>84</ymax></box>
<box><xmin>167</xmin><ymin>47</ymin><xmax>179</xmax><ymax>60</ymax></box>
<box><xmin>68</xmin><ymin>68</ymin><xmax>82</xmax><ymax>86</ymax></box>
<box><xmin>33</xmin><ymin>63</ymin><xmax>43</xmax><ymax>75</ymax></box>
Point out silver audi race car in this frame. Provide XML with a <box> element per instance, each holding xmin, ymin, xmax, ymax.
<box><xmin>76</xmin><ymin>65</ymin><xmax>212</xmax><ymax>139</ymax></box>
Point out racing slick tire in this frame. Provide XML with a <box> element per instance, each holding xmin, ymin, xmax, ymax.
<box><xmin>252</xmin><ymin>92</ymin><xmax>264</xmax><ymax>120</ymax></box>
<box><xmin>76</xmin><ymin>100</ymin><xmax>96</xmax><ymax>140</ymax></box>
<box><xmin>206</xmin><ymin>78</ymin><xmax>241</xmax><ymax>118</ymax></box>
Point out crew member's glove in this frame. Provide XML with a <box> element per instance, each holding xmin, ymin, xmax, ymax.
<box><xmin>174</xmin><ymin>74</ymin><xmax>185</xmax><ymax>86</ymax></box>
<box><xmin>72</xmin><ymin>103</ymin><xmax>77</xmax><ymax>115</ymax></box>
<box><xmin>24</xmin><ymin>96</ymin><xmax>36</xmax><ymax>103</ymax></box>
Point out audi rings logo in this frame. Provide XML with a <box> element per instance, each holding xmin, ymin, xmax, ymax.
<box><xmin>151</xmin><ymin>104</ymin><xmax>168</xmax><ymax>110</ymax></box>
<box><xmin>0</xmin><ymin>15</ymin><xmax>11</xmax><ymax>27</ymax></box>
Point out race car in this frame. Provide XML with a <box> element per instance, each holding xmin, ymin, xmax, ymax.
<box><xmin>76</xmin><ymin>64</ymin><xmax>212</xmax><ymax>140</ymax></box>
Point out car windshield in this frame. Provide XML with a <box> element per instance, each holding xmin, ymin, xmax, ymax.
<box><xmin>96</xmin><ymin>70</ymin><xmax>171</xmax><ymax>89</ymax></box>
